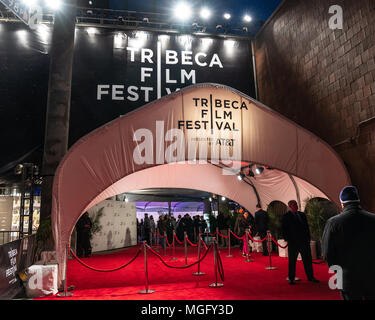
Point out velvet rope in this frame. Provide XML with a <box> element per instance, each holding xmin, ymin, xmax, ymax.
<box><xmin>69</xmin><ymin>246</ymin><xmax>142</xmax><ymax>272</ymax></box>
<box><xmin>270</xmin><ymin>236</ymin><xmax>288</xmax><ymax>249</ymax></box>
<box><xmin>146</xmin><ymin>243</ymin><xmax>212</xmax><ymax>269</ymax></box>
<box><xmin>248</xmin><ymin>233</ymin><xmax>267</xmax><ymax>243</ymax></box>
<box><xmin>209</xmin><ymin>231</ymin><xmax>217</xmax><ymax>236</ymax></box>
<box><xmin>165</xmin><ymin>235</ymin><xmax>172</xmax><ymax>248</ymax></box>
<box><xmin>174</xmin><ymin>233</ymin><xmax>184</xmax><ymax>245</ymax></box>
<box><xmin>201</xmin><ymin>239</ymin><xmax>208</xmax><ymax>250</ymax></box>
<box><xmin>217</xmin><ymin>231</ymin><xmax>229</xmax><ymax>239</ymax></box>
<box><xmin>215</xmin><ymin>243</ymin><xmax>225</xmax><ymax>281</ymax></box>
<box><xmin>186</xmin><ymin>236</ymin><xmax>199</xmax><ymax>247</ymax></box>
<box><xmin>230</xmin><ymin>230</ymin><xmax>246</xmax><ymax>240</ymax></box>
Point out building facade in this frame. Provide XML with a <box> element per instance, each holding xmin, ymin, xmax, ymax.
<box><xmin>255</xmin><ymin>0</ymin><xmax>375</xmax><ymax>211</ymax></box>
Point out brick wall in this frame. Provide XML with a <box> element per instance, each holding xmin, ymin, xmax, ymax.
<box><xmin>255</xmin><ymin>0</ymin><xmax>375</xmax><ymax>211</ymax></box>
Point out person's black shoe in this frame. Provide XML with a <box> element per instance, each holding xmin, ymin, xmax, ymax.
<box><xmin>288</xmin><ymin>280</ymin><xmax>295</xmax><ymax>285</ymax></box>
<box><xmin>308</xmin><ymin>278</ymin><xmax>320</xmax><ymax>283</ymax></box>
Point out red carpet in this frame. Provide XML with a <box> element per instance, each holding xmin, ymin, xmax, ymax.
<box><xmin>36</xmin><ymin>244</ymin><xmax>341</xmax><ymax>300</ymax></box>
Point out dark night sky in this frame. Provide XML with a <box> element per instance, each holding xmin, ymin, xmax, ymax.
<box><xmin>109</xmin><ymin>0</ymin><xmax>283</xmax><ymax>23</ymax></box>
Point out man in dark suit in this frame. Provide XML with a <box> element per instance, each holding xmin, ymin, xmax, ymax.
<box><xmin>254</xmin><ymin>204</ymin><xmax>269</xmax><ymax>256</ymax></box>
<box><xmin>282</xmin><ymin>200</ymin><xmax>319</xmax><ymax>284</ymax></box>
<box><xmin>322</xmin><ymin>186</ymin><xmax>375</xmax><ymax>300</ymax></box>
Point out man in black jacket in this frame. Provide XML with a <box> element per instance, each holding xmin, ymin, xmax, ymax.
<box><xmin>282</xmin><ymin>200</ymin><xmax>319</xmax><ymax>284</ymax></box>
<box><xmin>76</xmin><ymin>212</ymin><xmax>92</xmax><ymax>258</ymax></box>
<box><xmin>322</xmin><ymin>186</ymin><xmax>375</xmax><ymax>300</ymax></box>
<box><xmin>254</xmin><ymin>204</ymin><xmax>269</xmax><ymax>256</ymax></box>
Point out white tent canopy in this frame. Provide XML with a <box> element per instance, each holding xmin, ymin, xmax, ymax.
<box><xmin>52</xmin><ymin>83</ymin><xmax>350</xmax><ymax>283</ymax></box>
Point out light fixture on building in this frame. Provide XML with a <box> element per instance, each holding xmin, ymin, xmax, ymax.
<box><xmin>223</xmin><ymin>13</ymin><xmax>231</xmax><ymax>20</ymax></box>
<box><xmin>221</xmin><ymin>196</ymin><xmax>226</xmax><ymax>201</ymax></box>
<box><xmin>255</xmin><ymin>166</ymin><xmax>264</xmax><ymax>175</ymax></box>
<box><xmin>200</xmin><ymin>8</ymin><xmax>211</xmax><ymax>20</ymax></box>
<box><xmin>243</xmin><ymin>14</ymin><xmax>252</xmax><ymax>23</ymax></box>
<box><xmin>45</xmin><ymin>0</ymin><xmax>62</xmax><ymax>10</ymax></box>
<box><xmin>174</xmin><ymin>2</ymin><xmax>192</xmax><ymax>21</ymax></box>
<box><xmin>237</xmin><ymin>172</ymin><xmax>245</xmax><ymax>180</ymax></box>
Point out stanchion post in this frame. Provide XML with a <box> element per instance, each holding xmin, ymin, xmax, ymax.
<box><xmin>216</xmin><ymin>227</ymin><xmax>219</xmax><ymax>246</ymax></box>
<box><xmin>265</xmin><ymin>230</ymin><xmax>277</xmax><ymax>270</ymax></box>
<box><xmin>57</xmin><ymin>244</ymin><xmax>74</xmax><ymax>297</ymax></box>
<box><xmin>226</xmin><ymin>228</ymin><xmax>233</xmax><ymax>257</ymax></box>
<box><xmin>244</xmin><ymin>229</ymin><xmax>253</xmax><ymax>262</ymax></box>
<box><xmin>170</xmin><ymin>230</ymin><xmax>178</xmax><ymax>261</ymax></box>
<box><xmin>192</xmin><ymin>234</ymin><xmax>205</xmax><ymax>276</ymax></box>
<box><xmin>163</xmin><ymin>231</ymin><xmax>168</xmax><ymax>256</ymax></box>
<box><xmin>150</xmin><ymin>231</ymin><xmax>153</xmax><ymax>247</ymax></box>
<box><xmin>206</xmin><ymin>230</ymin><xmax>209</xmax><ymax>245</ymax></box>
<box><xmin>139</xmin><ymin>241</ymin><xmax>155</xmax><ymax>294</ymax></box>
<box><xmin>209</xmin><ymin>239</ymin><xmax>224</xmax><ymax>288</ymax></box>
<box><xmin>183</xmin><ymin>231</ymin><xmax>188</xmax><ymax>266</ymax></box>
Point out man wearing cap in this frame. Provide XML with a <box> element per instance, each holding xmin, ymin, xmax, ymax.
<box><xmin>322</xmin><ymin>186</ymin><xmax>375</xmax><ymax>300</ymax></box>
<box><xmin>282</xmin><ymin>200</ymin><xmax>319</xmax><ymax>285</ymax></box>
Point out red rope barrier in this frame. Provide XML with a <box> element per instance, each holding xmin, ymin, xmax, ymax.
<box><xmin>230</xmin><ymin>230</ymin><xmax>245</xmax><ymax>240</ymax></box>
<box><xmin>201</xmin><ymin>239</ymin><xmax>208</xmax><ymax>250</ymax></box>
<box><xmin>186</xmin><ymin>236</ymin><xmax>199</xmax><ymax>247</ymax></box>
<box><xmin>165</xmin><ymin>235</ymin><xmax>172</xmax><ymax>248</ymax></box>
<box><xmin>69</xmin><ymin>247</ymin><xmax>142</xmax><ymax>272</ymax></box>
<box><xmin>174</xmin><ymin>233</ymin><xmax>184</xmax><ymax>245</ymax></box>
<box><xmin>270</xmin><ymin>236</ymin><xmax>288</xmax><ymax>249</ymax></box>
<box><xmin>209</xmin><ymin>231</ymin><xmax>217</xmax><ymax>236</ymax></box>
<box><xmin>248</xmin><ymin>233</ymin><xmax>267</xmax><ymax>243</ymax></box>
<box><xmin>146</xmin><ymin>243</ymin><xmax>212</xmax><ymax>269</ymax></box>
<box><xmin>217</xmin><ymin>231</ymin><xmax>229</xmax><ymax>239</ymax></box>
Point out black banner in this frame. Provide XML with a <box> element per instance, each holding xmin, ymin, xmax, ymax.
<box><xmin>0</xmin><ymin>235</ymin><xmax>35</xmax><ymax>299</ymax></box>
<box><xmin>0</xmin><ymin>22</ymin><xmax>255</xmax><ymax>169</ymax></box>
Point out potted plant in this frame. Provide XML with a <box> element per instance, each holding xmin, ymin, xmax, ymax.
<box><xmin>304</xmin><ymin>197</ymin><xmax>339</xmax><ymax>259</ymax></box>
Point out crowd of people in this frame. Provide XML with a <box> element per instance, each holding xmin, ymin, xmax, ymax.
<box><xmin>77</xmin><ymin>185</ymin><xmax>375</xmax><ymax>300</ymax></box>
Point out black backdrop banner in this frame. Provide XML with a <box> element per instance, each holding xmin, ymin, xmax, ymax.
<box><xmin>0</xmin><ymin>22</ymin><xmax>255</xmax><ymax>169</ymax></box>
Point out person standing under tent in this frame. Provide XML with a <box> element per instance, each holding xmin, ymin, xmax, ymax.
<box><xmin>157</xmin><ymin>215</ymin><xmax>167</xmax><ymax>249</ymax></box>
<box><xmin>143</xmin><ymin>213</ymin><xmax>151</xmax><ymax>244</ymax></box>
<box><xmin>282</xmin><ymin>200</ymin><xmax>319</xmax><ymax>285</ymax></box>
<box><xmin>254</xmin><ymin>204</ymin><xmax>269</xmax><ymax>256</ymax></box>
<box><xmin>237</xmin><ymin>210</ymin><xmax>252</xmax><ymax>257</ymax></box>
<box><xmin>76</xmin><ymin>212</ymin><xmax>92</xmax><ymax>258</ymax></box>
<box><xmin>150</xmin><ymin>215</ymin><xmax>156</xmax><ymax>244</ymax></box>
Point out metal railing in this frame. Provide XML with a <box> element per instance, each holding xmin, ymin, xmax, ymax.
<box><xmin>0</xmin><ymin>231</ymin><xmax>21</xmax><ymax>245</ymax></box>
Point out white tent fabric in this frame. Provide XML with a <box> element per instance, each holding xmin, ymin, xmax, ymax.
<box><xmin>52</xmin><ymin>83</ymin><xmax>350</xmax><ymax>284</ymax></box>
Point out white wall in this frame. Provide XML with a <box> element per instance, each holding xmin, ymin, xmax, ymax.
<box><xmin>87</xmin><ymin>200</ymin><xmax>137</xmax><ymax>253</ymax></box>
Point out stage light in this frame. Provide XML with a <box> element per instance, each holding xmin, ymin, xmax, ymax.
<box><xmin>237</xmin><ymin>172</ymin><xmax>245</xmax><ymax>181</ymax></box>
<box><xmin>246</xmin><ymin>168</ymin><xmax>255</xmax><ymax>177</ymax></box>
<box><xmin>200</xmin><ymin>8</ymin><xmax>211</xmax><ymax>20</ymax></box>
<box><xmin>223</xmin><ymin>13</ymin><xmax>231</xmax><ymax>20</ymax></box>
<box><xmin>243</xmin><ymin>14</ymin><xmax>252</xmax><ymax>23</ymax></box>
<box><xmin>221</xmin><ymin>196</ymin><xmax>226</xmax><ymax>201</ymax></box>
<box><xmin>86</xmin><ymin>27</ymin><xmax>98</xmax><ymax>35</ymax></box>
<box><xmin>22</xmin><ymin>0</ymin><xmax>36</xmax><ymax>7</ymax></box>
<box><xmin>174</xmin><ymin>2</ymin><xmax>192</xmax><ymax>21</ymax></box>
<box><xmin>14</xmin><ymin>164</ymin><xmax>24</xmax><ymax>175</ymax></box>
<box><xmin>255</xmin><ymin>166</ymin><xmax>264</xmax><ymax>175</ymax></box>
<box><xmin>209</xmin><ymin>197</ymin><xmax>212</xmax><ymax>202</ymax></box>
<box><xmin>45</xmin><ymin>0</ymin><xmax>62</xmax><ymax>10</ymax></box>
<box><xmin>89</xmin><ymin>0</ymin><xmax>93</xmax><ymax>5</ymax></box>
